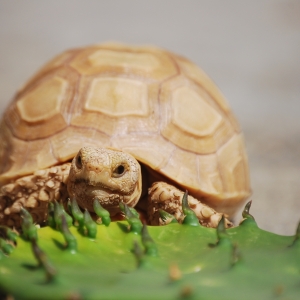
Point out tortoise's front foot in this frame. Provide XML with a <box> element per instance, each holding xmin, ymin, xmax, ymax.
<box><xmin>147</xmin><ymin>182</ymin><xmax>233</xmax><ymax>228</ymax></box>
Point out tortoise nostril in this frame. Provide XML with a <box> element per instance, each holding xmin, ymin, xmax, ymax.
<box><xmin>85</xmin><ymin>162</ymin><xmax>102</xmax><ymax>172</ymax></box>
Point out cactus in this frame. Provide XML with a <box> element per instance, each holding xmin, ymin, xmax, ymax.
<box><xmin>0</xmin><ymin>200</ymin><xmax>299</xmax><ymax>300</ymax></box>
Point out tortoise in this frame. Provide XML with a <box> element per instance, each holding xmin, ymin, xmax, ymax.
<box><xmin>0</xmin><ymin>42</ymin><xmax>251</xmax><ymax>228</ymax></box>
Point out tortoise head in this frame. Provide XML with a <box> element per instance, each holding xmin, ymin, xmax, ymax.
<box><xmin>67</xmin><ymin>146</ymin><xmax>142</xmax><ymax>215</ymax></box>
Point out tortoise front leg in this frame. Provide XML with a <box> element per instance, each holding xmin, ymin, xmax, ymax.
<box><xmin>147</xmin><ymin>182</ymin><xmax>233</xmax><ymax>228</ymax></box>
<box><xmin>0</xmin><ymin>163</ymin><xmax>71</xmax><ymax>228</ymax></box>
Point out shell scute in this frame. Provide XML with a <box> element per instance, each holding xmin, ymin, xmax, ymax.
<box><xmin>70</xmin><ymin>46</ymin><xmax>178</xmax><ymax>80</ymax></box>
<box><xmin>5</xmin><ymin>67</ymin><xmax>79</xmax><ymax>140</ymax></box>
<box><xmin>0</xmin><ymin>43</ymin><xmax>251</xmax><ymax>216</ymax></box>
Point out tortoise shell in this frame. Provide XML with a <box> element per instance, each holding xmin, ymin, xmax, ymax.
<box><xmin>0</xmin><ymin>42</ymin><xmax>251</xmax><ymax>217</ymax></box>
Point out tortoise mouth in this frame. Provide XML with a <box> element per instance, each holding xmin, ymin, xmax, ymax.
<box><xmin>73</xmin><ymin>178</ymin><xmax>132</xmax><ymax>196</ymax></box>
<box><xmin>71</xmin><ymin>179</ymin><xmax>138</xmax><ymax>210</ymax></box>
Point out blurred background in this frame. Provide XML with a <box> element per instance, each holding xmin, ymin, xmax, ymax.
<box><xmin>0</xmin><ymin>0</ymin><xmax>299</xmax><ymax>235</ymax></box>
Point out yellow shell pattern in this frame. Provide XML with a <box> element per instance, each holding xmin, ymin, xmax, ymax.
<box><xmin>0</xmin><ymin>43</ymin><xmax>251</xmax><ymax>216</ymax></box>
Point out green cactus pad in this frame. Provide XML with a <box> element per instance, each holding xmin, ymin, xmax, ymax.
<box><xmin>1</xmin><ymin>211</ymin><xmax>300</xmax><ymax>300</ymax></box>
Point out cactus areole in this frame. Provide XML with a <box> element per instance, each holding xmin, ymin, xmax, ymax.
<box><xmin>0</xmin><ymin>43</ymin><xmax>251</xmax><ymax>228</ymax></box>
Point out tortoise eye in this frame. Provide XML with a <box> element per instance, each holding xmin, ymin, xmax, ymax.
<box><xmin>76</xmin><ymin>154</ymin><xmax>82</xmax><ymax>169</ymax></box>
<box><xmin>112</xmin><ymin>164</ymin><xmax>126</xmax><ymax>178</ymax></box>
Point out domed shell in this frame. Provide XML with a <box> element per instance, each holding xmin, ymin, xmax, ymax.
<box><xmin>0</xmin><ymin>42</ymin><xmax>251</xmax><ymax>216</ymax></box>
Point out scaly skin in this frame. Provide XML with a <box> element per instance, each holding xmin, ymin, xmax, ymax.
<box><xmin>148</xmin><ymin>182</ymin><xmax>233</xmax><ymax>228</ymax></box>
<box><xmin>0</xmin><ymin>202</ymin><xmax>299</xmax><ymax>300</ymax></box>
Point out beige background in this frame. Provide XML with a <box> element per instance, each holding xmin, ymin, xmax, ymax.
<box><xmin>0</xmin><ymin>1</ymin><xmax>299</xmax><ymax>235</ymax></box>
